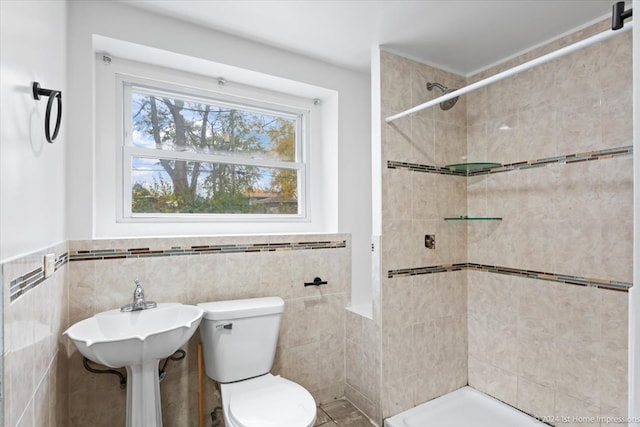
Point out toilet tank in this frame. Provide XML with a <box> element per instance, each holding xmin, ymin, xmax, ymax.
<box><xmin>198</xmin><ymin>297</ymin><xmax>284</xmax><ymax>383</ymax></box>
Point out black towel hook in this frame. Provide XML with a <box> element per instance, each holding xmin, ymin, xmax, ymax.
<box><xmin>304</xmin><ymin>277</ymin><xmax>328</xmax><ymax>287</ymax></box>
<box><xmin>32</xmin><ymin>82</ymin><xmax>62</xmax><ymax>143</ymax></box>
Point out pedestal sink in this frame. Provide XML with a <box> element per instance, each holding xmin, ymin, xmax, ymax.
<box><xmin>64</xmin><ymin>303</ymin><xmax>204</xmax><ymax>427</ymax></box>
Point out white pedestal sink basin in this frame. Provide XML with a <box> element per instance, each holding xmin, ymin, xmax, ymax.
<box><xmin>64</xmin><ymin>303</ymin><xmax>204</xmax><ymax>427</ymax></box>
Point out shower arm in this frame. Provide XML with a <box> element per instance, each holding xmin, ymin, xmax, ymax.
<box><xmin>385</xmin><ymin>20</ymin><xmax>633</xmax><ymax>123</ymax></box>
<box><xmin>426</xmin><ymin>82</ymin><xmax>448</xmax><ymax>93</ymax></box>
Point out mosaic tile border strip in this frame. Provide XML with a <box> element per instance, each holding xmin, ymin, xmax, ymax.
<box><xmin>68</xmin><ymin>240</ymin><xmax>347</xmax><ymax>261</ymax></box>
<box><xmin>9</xmin><ymin>252</ymin><xmax>68</xmax><ymax>302</ymax></box>
<box><xmin>8</xmin><ymin>240</ymin><xmax>346</xmax><ymax>302</ymax></box>
<box><xmin>387</xmin><ymin>146</ymin><xmax>633</xmax><ymax>176</ymax></box>
<box><xmin>387</xmin><ymin>162</ymin><xmax>467</xmax><ymax>176</ymax></box>
<box><xmin>388</xmin><ymin>262</ymin><xmax>632</xmax><ymax>292</ymax></box>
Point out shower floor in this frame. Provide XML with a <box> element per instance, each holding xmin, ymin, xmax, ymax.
<box><xmin>384</xmin><ymin>387</ymin><xmax>541</xmax><ymax>427</ymax></box>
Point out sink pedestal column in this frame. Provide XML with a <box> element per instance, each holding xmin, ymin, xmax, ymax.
<box><xmin>126</xmin><ymin>361</ymin><xmax>163</xmax><ymax>427</ymax></box>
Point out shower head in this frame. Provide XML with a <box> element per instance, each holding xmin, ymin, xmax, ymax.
<box><xmin>426</xmin><ymin>81</ymin><xmax>459</xmax><ymax>111</ymax></box>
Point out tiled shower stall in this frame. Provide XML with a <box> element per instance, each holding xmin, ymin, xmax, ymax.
<box><xmin>348</xmin><ymin>17</ymin><xmax>632</xmax><ymax>425</ymax></box>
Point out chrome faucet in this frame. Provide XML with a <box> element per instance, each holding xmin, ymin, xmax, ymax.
<box><xmin>121</xmin><ymin>279</ymin><xmax>157</xmax><ymax>312</ymax></box>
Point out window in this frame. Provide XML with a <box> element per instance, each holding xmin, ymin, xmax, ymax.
<box><xmin>93</xmin><ymin>51</ymin><xmax>337</xmax><ymax>237</ymax></box>
<box><xmin>119</xmin><ymin>76</ymin><xmax>308</xmax><ymax>221</ymax></box>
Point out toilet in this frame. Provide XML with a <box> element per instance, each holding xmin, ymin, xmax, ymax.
<box><xmin>198</xmin><ymin>297</ymin><xmax>316</xmax><ymax>427</ymax></box>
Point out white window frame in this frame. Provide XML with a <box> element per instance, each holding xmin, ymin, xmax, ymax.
<box><xmin>94</xmin><ymin>54</ymin><xmax>337</xmax><ymax>238</ymax></box>
<box><xmin>115</xmin><ymin>74</ymin><xmax>312</xmax><ymax>223</ymax></box>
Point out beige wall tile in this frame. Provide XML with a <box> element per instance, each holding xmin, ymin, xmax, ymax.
<box><xmin>143</xmin><ymin>255</ymin><xmax>189</xmax><ymax>302</ymax></box>
<box><xmin>410</xmin><ymin>116</ymin><xmax>436</xmax><ymax>165</ymax></box>
<box><xmin>5</xmin><ymin>293</ymin><xmax>36</xmax><ymax>427</ymax></box>
<box><xmin>467</xmin><ymin>273</ymin><xmax>628</xmax><ymax>421</ymax></box>
<box><xmin>32</xmin><ymin>283</ymin><xmax>54</xmax><ymax>391</ymax></box>
<box><xmin>34</xmin><ymin>371</ymin><xmax>50</xmax><ymax>427</ymax></box>
<box><xmin>344</xmin><ymin>308</ymin><xmax>381</xmax><ymax>419</ymax></box>
<box><xmin>279</xmin><ymin>340</ymin><xmax>321</xmax><ymax>397</ymax></box>
<box><xmin>345</xmin><ymin>383</ymin><xmax>380</xmax><ymax>424</ymax></box>
<box><xmin>598</xmin><ymin>343</ymin><xmax>627</xmax><ymax>411</ymax></box>
<box><xmin>52</xmin><ymin>353</ymin><xmax>68</xmax><ymax>426</ymax></box>
<box><xmin>381</xmin><ymin>374</ymin><xmax>415</xmax><ymax>419</ymax></box>
<box><xmin>381</xmin><ymin>276</ymin><xmax>415</xmax><ymax>329</ymax></box>
<box><xmin>556</xmin><ymin>332</ymin><xmax>600</xmax><ymax>407</ymax></box>
<box><xmin>382</xmin><ymin>325</ymin><xmax>415</xmax><ymax>382</ymax></box>
<box><xmin>345</xmin><ymin>339</ymin><xmax>379</xmax><ymax>405</ymax></box>
<box><xmin>517</xmin><ymin>377</ymin><xmax>555</xmax><ymax>420</ymax></box>
<box><xmin>434</xmin><ymin>122</ymin><xmax>467</xmax><ymax>166</ymax></box>
<box><xmin>15</xmin><ymin>401</ymin><xmax>34</xmax><ymax>427</ymax></box>
<box><xmin>598</xmin><ymin>290</ymin><xmax>628</xmax><ymax>411</ymax></box>
<box><xmin>382</xmin><ymin>167</ymin><xmax>413</xmax><ymax>221</ymax></box>
<box><xmin>62</xmin><ymin>234</ymin><xmax>350</xmax><ymax>424</ymax></box>
<box><xmin>554</xmin><ymin>391</ymin><xmax>600</xmax><ymax>427</ymax></box>
<box><xmin>411</xmin><ymin>173</ymin><xmax>437</xmax><ymax>221</ymax></box>
<box><xmin>599</xmin><ymin>32</ymin><xmax>632</xmax><ymax>97</ymax></box>
<box><xmin>468</xmin><ymin>356</ymin><xmax>518</xmax><ymax>407</ymax></box>
<box><xmin>600</xmin><ymin>404</ymin><xmax>629</xmax><ymax>427</ymax></box>
<box><xmin>281</xmin><ymin>297</ymin><xmax>321</xmax><ymax>348</ymax></box>
<box><xmin>555</xmin><ymin>285</ymin><xmax>602</xmax><ymax>344</ymax></box>
<box><xmin>381</xmin><ymin>51</ymin><xmax>413</xmax><ymax>114</ymax></box>
<box><xmin>556</xmin><ymin>46</ymin><xmax>601</xmax><ymax>108</ymax></box>
<box><xmin>601</xmin><ymin>91</ymin><xmax>633</xmax><ymax>149</ymax></box>
<box><xmin>2</xmin><ymin>243</ymin><xmax>69</xmax><ymax>427</ymax></box>
<box><xmin>382</xmin><ymin>114</ymin><xmax>413</xmax><ymax>164</ymax></box>
<box><xmin>93</xmin><ymin>258</ymin><xmax>145</xmax><ymax>313</ymax></box>
<box><xmin>517</xmin><ymin>107</ymin><xmax>560</xmax><ymax>160</ymax></box>
<box><xmin>186</xmin><ymin>253</ymin><xmax>229</xmax><ymax>303</ymax></box>
<box><xmin>517</xmin><ymin>329</ymin><xmax>557</xmax><ymax>389</ymax></box>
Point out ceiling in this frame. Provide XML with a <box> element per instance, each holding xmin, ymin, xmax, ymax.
<box><xmin>120</xmin><ymin>0</ymin><xmax>619</xmax><ymax>76</ymax></box>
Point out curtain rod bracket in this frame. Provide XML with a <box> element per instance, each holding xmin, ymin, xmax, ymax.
<box><xmin>612</xmin><ymin>1</ymin><xmax>632</xmax><ymax>30</ymax></box>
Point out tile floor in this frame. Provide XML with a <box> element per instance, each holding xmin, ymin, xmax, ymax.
<box><xmin>315</xmin><ymin>399</ymin><xmax>377</xmax><ymax>427</ymax></box>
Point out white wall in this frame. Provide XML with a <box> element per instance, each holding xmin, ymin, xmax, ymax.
<box><xmin>0</xmin><ymin>0</ymin><xmax>67</xmax><ymax>262</ymax></box>
<box><xmin>631</xmin><ymin>0</ymin><xmax>639</xmax><ymax>420</ymax></box>
<box><xmin>66</xmin><ymin>1</ymin><xmax>372</xmax><ymax>305</ymax></box>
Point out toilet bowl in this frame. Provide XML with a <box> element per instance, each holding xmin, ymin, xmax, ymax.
<box><xmin>221</xmin><ymin>373</ymin><xmax>316</xmax><ymax>427</ymax></box>
<box><xmin>198</xmin><ymin>297</ymin><xmax>316</xmax><ymax>427</ymax></box>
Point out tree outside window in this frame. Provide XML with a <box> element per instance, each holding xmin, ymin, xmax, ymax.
<box><xmin>127</xmin><ymin>88</ymin><xmax>302</xmax><ymax>216</ymax></box>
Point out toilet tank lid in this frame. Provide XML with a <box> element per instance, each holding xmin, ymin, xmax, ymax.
<box><xmin>198</xmin><ymin>297</ymin><xmax>284</xmax><ymax>320</ymax></box>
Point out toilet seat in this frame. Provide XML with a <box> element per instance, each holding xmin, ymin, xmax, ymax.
<box><xmin>226</xmin><ymin>374</ymin><xmax>316</xmax><ymax>427</ymax></box>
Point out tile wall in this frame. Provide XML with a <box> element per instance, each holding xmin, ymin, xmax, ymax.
<box><xmin>64</xmin><ymin>233</ymin><xmax>350</xmax><ymax>426</ymax></box>
<box><xmin>379</xmin><ymin>51</ymin><xmax>469</xmax><ymax>419</ymax></box>
<box><xmin>465</xmin><ymin>20</ymin><xmax>632</xmax><ymax>425</ymax></box>
<box><xmin>378</xmin><ymin>17</ymin><xmax>632</xmax><ymax>426</ymax></box>
<box><xmin>467</xmin><ymin>272</ymin><xmax>628</xmax><ymax>425</ymax></box>
<box><xmin>345</xmin><ymin>235</ymin><xmax>382</xmax><ymax>423</ymax></box>
<box><xmin>345</xmin><ymin>307</ymin><xmax>381</xmax><ymax>421</ymax></box>
<box><xmin>2</xmin><ymin>242</ymin><xmax>69</xmax><ymax>427</ymax></box>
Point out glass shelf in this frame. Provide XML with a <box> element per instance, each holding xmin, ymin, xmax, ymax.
<box><xmin>444</xmin><ymin>216</ymin><xmax>503</xmax><ymax>221</ymax></box>
<box><xmin>444</xmin><ymin>162</ymin><xmax>502</xmax><ymax>172</ymax></box>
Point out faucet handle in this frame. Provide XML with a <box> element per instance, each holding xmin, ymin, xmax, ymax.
<box><xmin>121</xmin><ymin>279</ymin><xmax>155</xmax><ymax>312</ymax></box>
<box><xmin>133</xmin><ymin>279</ymin><xmax>144</xmax><ymax>298</ymax></box>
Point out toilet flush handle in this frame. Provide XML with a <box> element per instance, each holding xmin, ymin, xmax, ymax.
<box><xmin>216</xmin><ymin>323</ymin><xmax>233</xmax><ymax>330</ymax></box>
